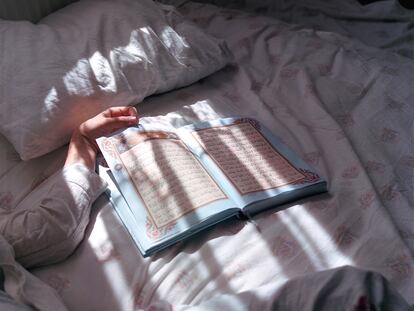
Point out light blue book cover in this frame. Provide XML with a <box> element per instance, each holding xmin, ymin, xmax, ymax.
<box><xmin>97</xmin><ymin>117</ymin><xmax>327</xmax><ymax>257</ymax></box>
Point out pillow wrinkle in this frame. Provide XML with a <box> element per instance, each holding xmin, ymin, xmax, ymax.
<box><xmin>0</xmin><ymin>0</ymin><xmax>229</xmax><ymax>160</ymax></box>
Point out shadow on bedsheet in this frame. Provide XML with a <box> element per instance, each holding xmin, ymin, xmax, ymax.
<box><xmin>22</xmin><ymin>2</ymin><xmax>414</xmax><ymax>307</ymax></box>
<box><xmin>34</xmin><ymin>67</ymin><xmax>410</xmax><ymax>310</ymax></box>
<box><xmin>29</xmin><ymin>100</ymin><xmax>403</xmax><ymax>309</ymax></box>
<box><xmin>88</xmin><ymin>196</ymin><xmax>247</xmax><ymax>308</ymax></box>
<box><xmin>31</xmin><ymin>179</ymin><xmax>402</xmax><ymax>310</ymax></box>
<box><xmin>31</xmin><ymin>195</ymin><xmax>126</xmax><ymax>310</ymax></box>
<box><xmin>31</xmin><ymin>33</ymin><xmax>413</xmax><ymax>308</ymax></box>
<box><xmin>75</xmin><ymin>76</ymin><xmax>358</xmax><ymax>308</ymax></box>
<box><xmin>76</xmin><ymin>122</ymin><xmax>334</xmax><ymax>308</ymax></box>
<box><xmin>93</xmin><ymin>125</ymin><xmax>341</xmax><ymax>308</ymax></box>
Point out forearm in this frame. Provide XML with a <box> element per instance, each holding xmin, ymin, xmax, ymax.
<box><xmin>0</xmin><ymin>106</ymin><xmax>137</xmax><ymax>267</ymax></box>
<box><xmin>64</xmin><ymin>130</ymin><xmax>98</xmax><ymax>171</ymax></box>
<box><xmin>64</xmin><ymin>106</ymin><xmax>138</xmax><ymax>170</ymax></box>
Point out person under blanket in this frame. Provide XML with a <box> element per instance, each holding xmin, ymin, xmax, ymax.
<box><xmin>0</xmin><ymin>107</ymin><xmax>411</xmax><ymax>311</ymax></box>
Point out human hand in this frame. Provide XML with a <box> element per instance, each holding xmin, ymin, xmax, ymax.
<box><xmin>65</xmin><ymin>106</ymin><xmax>139</xmax><ymax>170</ymax></box>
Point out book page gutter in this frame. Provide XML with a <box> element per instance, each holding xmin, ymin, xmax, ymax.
<box><xmin>118</xmin><ymin>137</ymin><xmax>227</xmax><ymax>229</ymax></box>
<box><xmin>192</xmin><ymin>123</ymin><xmax>305</xmax><ymax>199</ymax></box>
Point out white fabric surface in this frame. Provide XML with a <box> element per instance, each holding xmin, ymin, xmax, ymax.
<box><xmin>177</xmin><ymin>0</ymin><xmax>414</xmax><ymax>59</ymax></box>
<box><xmin>0</xmin><ymin>236</ymin><xmax>68</xmax><ymax>311</ymax></box>
<box><xmin>0</xmin><ymin>0</ymin><xmax>413</xmax><ymax>310</ymax></box>
<box><xmin>172</xmin><ymin>266</ymin><xmax>411</xmax><ymax>311</ymax></box>
<box><xmin>0</xmin><ymin>166</ymin><xmax>408</xmax><ymax>311</ymax></box>
<box><xmin>0</xmin><ymin>291</ymin><xmax>33</xmax><ymax>311</ymax></box>
<box><xmin>0</xmin><ymin>0</ymin><xmax>229</xmax><ymax>160</ymax></box>
<box><xmin>0</xmin><ymin>163</ymin><xmax>105</xmax><ymax>311</ymax></box>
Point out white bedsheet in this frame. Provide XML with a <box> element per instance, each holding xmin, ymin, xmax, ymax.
<box><xmin>173</xmin><ymin>0</ymin><xmax>414</xmax><ymax>59</ymax></box>
<box><xmin>1</xmin><ymin>1</ymin><xmax>414</xmax><ymax>310</ymax></box>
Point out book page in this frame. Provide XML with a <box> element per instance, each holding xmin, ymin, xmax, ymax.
<box><xmin>116</xmin><ymin>132</ymin><xmax>226</xmax><ymax>228</ymax></box>
<box><xmin>192</xmin><ymin>122</ymin><xmax>305</xmax><ymax>195</ymax></box>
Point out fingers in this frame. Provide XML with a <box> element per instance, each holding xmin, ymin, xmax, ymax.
<box><xmin>128</xmin><ymin>106</ymin><xmax>138</xmax><ymax>117</ymax></box>
<box><xmin>104</xmin><ymin>106</ymin><xmax>138</xmax><ymax>118</ymax></box>
<box><xmin>104</xmin><ymin>106</ymin><xmax>130</xmax><ymax>117</ymax></box>
<box><xmin>103</xmin><ymin>115</ymin><xmax>137</xmax><ymax>133</ymax></box>
<box><xmin>79</xmin><ymin>106</ymin><xmax>139</xmax><ymax>140</ymax></box>
<box><xmin>80</xmin><ymin>114</ymin><xmax>137</xmax><ymax>138</ymax></box>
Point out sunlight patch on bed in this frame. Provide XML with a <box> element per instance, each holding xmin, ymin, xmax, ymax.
<box><xmin>279</xmin><ymin>206</ymin><xmax>353</xmax><ymax>269</ymax></box>
<box><xmin>88</xmin><ymin>214</ymin><xmax>133</xmax><ymax>310</ymax></box>
<box><xmin>168</xmin><ymin>100</ymin><xmax>222</xmax><ymax>128</ymax></box>
<box><xmin>190</xmin><ymin>101</ymin><xmax>222</xmax><ymax>120</ymax></box>
<box><xmin>139</xmin><ymin>100</ymin><xmax>222</xmax><ymax>129</ymax></box>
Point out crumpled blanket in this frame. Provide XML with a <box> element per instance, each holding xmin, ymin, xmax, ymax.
<box><xmin>1</xmin><ymin>234</ymin><xmax>411</xmax><ymax>311</ymax></box>
<box><xmin>0</xmin><ymin>164</ymin><xmax>106</xmax><ymax>310</ymax></box>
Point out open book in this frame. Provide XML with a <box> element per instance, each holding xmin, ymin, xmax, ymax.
<box><xmin>97</xmin><ymin>117</ymin><xmax>327</xmax><ymax>257</ymax></box>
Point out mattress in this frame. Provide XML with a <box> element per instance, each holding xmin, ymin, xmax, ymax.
<box><xmin>1</xmin><ymin>0</ymin><xmax>414</xmax><ymax>309</ymax></box>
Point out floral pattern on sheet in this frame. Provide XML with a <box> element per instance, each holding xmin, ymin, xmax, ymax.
<box><xmin>175</xmin><ymin>1</ymin><xmax>414</xmax><ymax>299</ymax></box>
<box><xmin>94</xmin><ymin>240</ymin><xmax>121</xmax><ymax>263</ymax></box>
<box><xmin>386</xmin><ymin>254</ymin><xmax>412</xmax><ymax>279</ymax></box>
<box><xmin>334</xmin><ymin>225</ymin><xmax>358</xmax><ymax>248</ymax></box>
<box><xmin>0</xmin><ymin>191</ymin><xmax>14</xmax><ymax>211</ymax></box>
<box><xmin>45</xmin><ymin>275</ymin><xmax>71</xmax><ymax>294</ymax></box>
<box><xmin>303</xmin><ymin>151</ymin><xmax>320</xmax><ymax>166</ymax></box>
<box><xmin>190</xmin><ymin>0</ymin><xmax>414</xmax><ymax>58</ymax></box>
<box><xmin>272</xmin><ymin>235</ymin><xmax>299</xmax><ymax>260</ymax></box>
<box><xmin>358</xmin><ymin>191</ymin><xmax>376</xmax><ymax>210</ymax></box>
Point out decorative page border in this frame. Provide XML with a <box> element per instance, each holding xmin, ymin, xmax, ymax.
<box><xmin>102</xmin><ymin>131</ymin><xmax>227</xmax><ymax>233</ymax></box>
<box><xmin>192</xmin><ymin>119</ymin><xmax>312</xmax><ymax>196</ymax></box>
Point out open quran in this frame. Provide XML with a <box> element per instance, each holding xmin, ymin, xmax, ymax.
<box><xmin>97</xmin><ymin>117</ymin><xmax>327</xmax><ymax>257</ymax></box>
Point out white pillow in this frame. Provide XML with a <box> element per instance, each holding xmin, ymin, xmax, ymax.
<box><xmin>0</xmin><ymin>0</ymin><xmax>229</xmax><ymax>160</ymax></box>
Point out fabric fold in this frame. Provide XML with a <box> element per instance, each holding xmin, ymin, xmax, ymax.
<box><xmin>0</xmin><ymin>164</ymin><xmax>107</xmax><ymax>268</ymax></box>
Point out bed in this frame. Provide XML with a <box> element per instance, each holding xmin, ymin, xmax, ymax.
<box><xmin>1</xmin><ymin>0</ymin><xmax>413</xmax><ymax>310</ymax></box>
